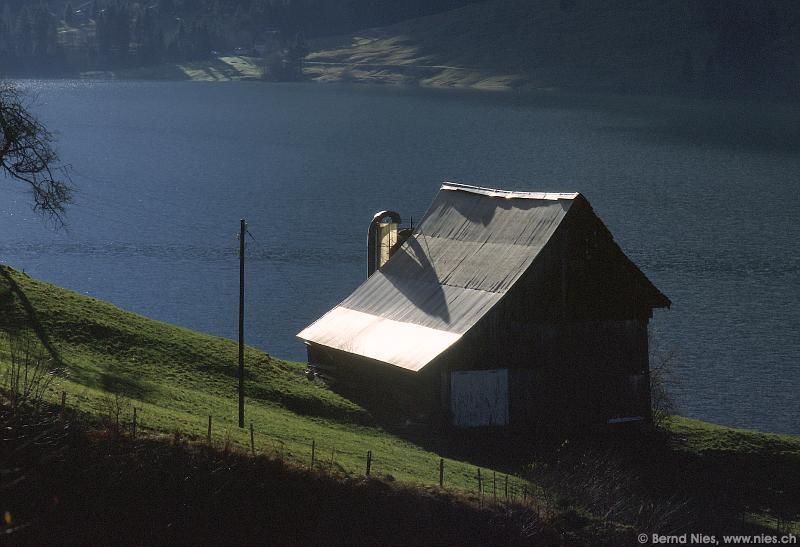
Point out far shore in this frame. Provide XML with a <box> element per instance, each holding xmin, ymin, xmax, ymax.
<box><xmin>70</xmin><ymin>55</ymin><xmax>543</xmax><ymax>92</ymax></box>
<box><xmin>78</xmin><ymin>55</ymin><xmax>265</xmax><ymax>83</ymax></box>
<box><xmin>13</xmin><ymin>56</ymin><xmax>793</xmax><ymax>106</ymax></box>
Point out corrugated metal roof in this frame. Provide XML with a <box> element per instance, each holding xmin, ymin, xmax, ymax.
<box><xmin>298</xmin><ymin>183</ymin><xmax>576</xmax><ymax>372</ymax></box>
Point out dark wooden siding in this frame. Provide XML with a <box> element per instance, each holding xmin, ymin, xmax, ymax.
<box><xmin>307</xmin><ymin>344</ymin><xmax>441</xmax><ymax>421</ymax></box>
<box><xmin>432</xmin><ymin>198</ymin><xmax>657</xmax><ymax>428</ymax></box>
<box><xmin>438</xmin><ymin>318</ymin><xmax>650</xmax><ymax>428</ymax></box>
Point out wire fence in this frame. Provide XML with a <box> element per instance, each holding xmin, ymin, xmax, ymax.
<box><xmin>57</xmin><ymin>389</ymin><xmax>537</xmax><ymax>509</ymax></box>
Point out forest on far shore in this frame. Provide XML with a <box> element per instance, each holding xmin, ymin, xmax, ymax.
<box><xmin>0</xmin><ymin>0</ymin><xmax>797</xmax><ymax>99</ymax></box>
<box><xmin>0</xmin><ymin>0</ymin><xmax>483</xmax><ymax>75</ymax></box>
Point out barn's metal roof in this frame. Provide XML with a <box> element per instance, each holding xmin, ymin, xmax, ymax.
<box><xmin>297</xmin><ymin>182</ymin><xmax>576</xmax><ymax>372</ymax></box>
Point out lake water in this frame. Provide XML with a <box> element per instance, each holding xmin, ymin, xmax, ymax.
<box><xmin>1</xmin><ymin>80</ymin><xmax>798</xmax><ymax>435</ymax></box>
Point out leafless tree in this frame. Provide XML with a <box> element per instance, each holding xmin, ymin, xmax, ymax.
<box><xmin>0</xmin><ymin>83</ymin><xmax>72</xmax><ymax>225</ymax></box>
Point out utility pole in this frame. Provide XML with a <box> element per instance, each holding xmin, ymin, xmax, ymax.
<box><xmin>238</xmin><ymin>218</ymin><xmax>246</xmax><ymax>428</ymax></box>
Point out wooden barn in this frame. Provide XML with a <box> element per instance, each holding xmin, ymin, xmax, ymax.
<box><xmin>298</xmin><ymin>183</ymin><xmax>670</xmax><ymax>430</ymax></box>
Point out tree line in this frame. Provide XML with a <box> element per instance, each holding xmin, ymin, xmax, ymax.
<box><xmin>0</xmin><ymin>0</ymin><xmax>482</xmax><ymax>76</ymax></box>
<box><xmin>0</xmin><ymin>0</ymin><xmax>796</xmax><ymax>96</ymax></box>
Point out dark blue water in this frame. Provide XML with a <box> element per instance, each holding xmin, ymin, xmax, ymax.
<box><xmin>1</xmin><ymin>80</ymin><xmax>798</xmax><ymax>434</ymax></box>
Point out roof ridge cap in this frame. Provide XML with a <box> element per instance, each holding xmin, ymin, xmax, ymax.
<box><xmin>441</xmin><ymin>182</ymin><xmax>580</xmax><ymax>201</ymax></box>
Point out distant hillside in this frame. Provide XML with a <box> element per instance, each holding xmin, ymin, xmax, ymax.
<box><xmin>0</xmin><ymin>0</ymin><xmax>485</xmax><ymax>77</ymax></box>
<box><xmin>4</xmin><ymin>0</ymin><xmax>795</xmax><ymax>95</ymax></box>
<box><xmin>306</xmin><ymin>0</ymin><xmax>800</xmax><ymax>97</ymax></box>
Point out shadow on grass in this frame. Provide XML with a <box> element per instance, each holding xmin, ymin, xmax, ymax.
<box><xmin>249</xmin><ymin>382</ymin><xmax>374</xmax><ymax>426</ymax></box>
<box><xmin>98</xmin><ymin>367</ymin><xmax>157</xmax><ymax>401</ymax></box>
<box><xmin>0</xmin><ymin>268</ymin><xmax>64</xmax><ymax>366</ymax></box>
<box><xmin>333</xmin><ymin>383</ymin><xmax>800</xmax><ymax>536</ymax></box>
<box><xmin>328</xmin><ymin>383</ymin><xmax>541</xmax><ymax>473</ymax></box>
<box><xmin>3</xmin><ymin>401</ymin><xmax>543</xmax><ymax>545</ymax></box>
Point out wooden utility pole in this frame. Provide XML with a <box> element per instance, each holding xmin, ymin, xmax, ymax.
<box><xmin>238</xmin><ymin>218</ymin><xmax>246</xmax><ymax>428</ymax></box>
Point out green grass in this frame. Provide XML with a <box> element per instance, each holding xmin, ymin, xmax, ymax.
<box><xmin>0</xmin><ymin>264</ymin><xmax>515</xmax><ymax>490</ymax></box>
<box><xmin>668</xmin><ymin>415</ymin><xmax>800</xmax><ymax>456</ymax></box>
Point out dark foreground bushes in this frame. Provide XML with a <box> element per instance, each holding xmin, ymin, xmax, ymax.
<box><xmin>0</xmin><ymin>401</ymin><xmax>550</xmax><ymax>545</ymax></box>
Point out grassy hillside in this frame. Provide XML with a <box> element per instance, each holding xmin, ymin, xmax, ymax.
<box><xmin>305</xmin><ymin>0</ymin><xmax>800</xmax><ymax>96</ymax></box>
<box><xmin>0</xmin><ymin>264</ymin><xmax>512</xmax><ymax>489</ymax></box>
<box><xmin>1</xmin><ymin>263</ymin><xmax>798</xmax><ymax>540</ymax></box>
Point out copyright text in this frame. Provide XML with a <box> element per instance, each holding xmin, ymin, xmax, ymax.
<box><xmin>638</xmin><ymin>533</ymin><xmax>797</xmax><ymax>545</ymax></box>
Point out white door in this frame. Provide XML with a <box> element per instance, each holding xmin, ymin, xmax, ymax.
<box><xmin>450</xmin><ymin>369</ymin><xmax>509</xmax><ymax>427</ymax></box>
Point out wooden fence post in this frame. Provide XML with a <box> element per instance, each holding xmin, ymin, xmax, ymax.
<box><xmin>249</xmin><ymin>423</ymin><xmax>255</xmax><ymax>456</ymax></box>
<box><xmin>366</xmin><ymin>450</ymin><xmax>372</xmax><ymax>476</ymax></box>
<box><xmin>505</xmin><ymin>475</ymin><xmax>508</xmax><ymax>501</ymax></box>
<box><xmin>439</xmin><ymin>458</ymin><xmax>444</xmax><ymax>488</ymax></box>
<box><xmin>60</xmin><ymin>391</ymin><xmax>66</xmax><ymax>421</ymax></box>
<box><xmin>493</xmin><ymin>471</ymin><xmax>497</xmax><ymax>502</ymax></box>
<box><xmin>477</xmin><ymin>468</ymin><xmax>482</xmax><ymax>498</ymax></box>
<box><xmin>329</xmin><ymin>449</ymin><xmax>335</xmax><ymax>472</ymax></box>
<box><xmin>132</xmin><ymin>407</ymin><xmax>137</xmax><ymax>440</ymax></box>
<box><xmin>207</xmin><ymin>416</ymin><xmax>212</xmax><ymax>444</ymax></box>
<box><xmin>311</xmin><ymin>439</ymin><xmax>316</xmax><ymax>467</ymax></box>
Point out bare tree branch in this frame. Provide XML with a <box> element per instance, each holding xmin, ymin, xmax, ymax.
<box><xmin>0</xmin><ymin>83</ymin><xmax>73</xmax><ymax>226</ymax></box>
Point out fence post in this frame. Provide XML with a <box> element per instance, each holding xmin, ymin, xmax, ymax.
<box><xmin>329</xmin><ymin>449</ymin><xmax>335</xmax><ymax>472</ymax></box>
<box><xmin>439</xmin><ymin>458</ymin><xmax>444</xmax><ymax>488</ymax></box>
<box><xmin>477</xmin><ymin>468</ymin><xmax>482</xmax><ymax>500</ymax></box>
<box><xmin>249</xmin><ymin>423</ymin><xmax>255</xmax><ymax>456</ymax></box>
<box><xmin>505</xmin><ymin>475</ymin><xmax>508</xmax><ymax>501</ymax></box>
<box><xmin>311</xmin><ymin>439</ymin><xmax>316</xmax><ymax>468</ymax></box>
<box><xmin>60</xmin><ymin>391</ymin><xmax>66</xmax><ymax>421</ymax></box>
<box><xmin>493</xmin><ymin>471</ymin><xmax>497</xmax><ymax>502</ymax></box>
<box><xmin>207</xmin><ymin>416</ymin><xmax>212</xmax><ymax>444</ymax></box>
<box><xmin>366</xmin><ymin>450</ymin><xmax>372</xmax><ymax>476</ymax></box>
<box><xmin>523</xmin><ymin>484</ymin><xmax>527</xmax><ymax>503</ymax></box>
<box><xmin>132</xmin><ymin>407</ymin><xmax>137</xmax><ymax>440</ymax></box>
